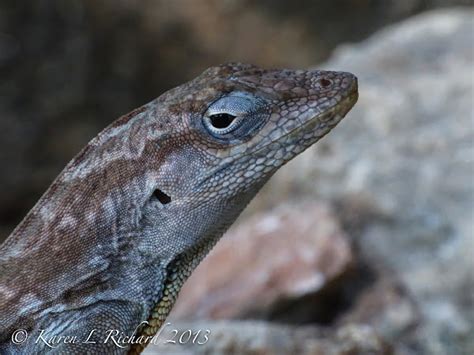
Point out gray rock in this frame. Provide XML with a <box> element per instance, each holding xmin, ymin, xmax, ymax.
<box><xmin>171</xmin><ymin>201</ymin><xmax>419</xmax><ymax>343</ymax></box>
<box><xmin>255</xmin><ymin>8</ymin><xmax>473</xmax><ymax>354</ymax></box>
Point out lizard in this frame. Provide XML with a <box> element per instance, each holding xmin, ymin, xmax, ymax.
<box><xmin>0</xmin><ymin>63</ymin><xmax>358</xmax><ymax>354</ymax></box>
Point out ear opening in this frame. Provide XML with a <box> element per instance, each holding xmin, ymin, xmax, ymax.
<box><xmin>154</xmin><ymin>188</ymin><xmax>171</xmax><ymax>205</ymax></box>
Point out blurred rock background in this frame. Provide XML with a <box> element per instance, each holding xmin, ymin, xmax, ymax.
<box><xmin>0</xmin><ymin>1</ymin><xmax>472</xmax><ymax>354</ymax></box>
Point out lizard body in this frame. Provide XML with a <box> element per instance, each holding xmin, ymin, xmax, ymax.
<box><xmin>0</xmin><ymin>63</ymin><xmax>358</xmax><ymax>354</ymax></box>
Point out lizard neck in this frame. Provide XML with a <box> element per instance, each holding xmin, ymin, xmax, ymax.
<box><xmin>129</xmin><ymin>180</ymin><xmax>267</xmax><ymax>354</ymax></box>
<box><xmin>128</xmin><ymin>235</ymin><xmax>218</xmax><ymax>354</ymax></box>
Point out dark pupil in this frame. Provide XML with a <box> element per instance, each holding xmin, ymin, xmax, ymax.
<box><xmin>210</xmin><ymin>113</ymin><xmax>236</xmax><ymax>129</ymax></box>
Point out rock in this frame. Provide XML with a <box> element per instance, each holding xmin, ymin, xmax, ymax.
<box><xmin>142</xmin><ymin>320</ymin><xmax>393</xmax><ymax>355</ymax></box>
<box><xmin>171</xmin><ymin>202</ymin><xmax>354</xmax><ymax>322</ymax></box>
<box><xmin>253</xmin><ymin>8</ymin><xmax>474</xmax><ymax>354</ymax></box>
<box><xmin>171</xmin><ymin>199</ymin><xmax>419</xmax><ymax>337</ymax></box>
<box><xmin>338</xmin><ymin>270</ymin><xmax>419</xmax><ymax>341</ymax></box>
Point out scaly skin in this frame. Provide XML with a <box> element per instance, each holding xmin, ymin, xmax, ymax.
<box><xmin>0</xmin><ymin>63</ymin><xmax>358</xmax><ymax>354</ymax></box>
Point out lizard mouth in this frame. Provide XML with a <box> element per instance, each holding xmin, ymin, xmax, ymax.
<box><xmin>272</xmin><ymin>83</ymin><xmax>358</xmax><ymax>145</ymax></box>
<box><xmin>235</xmin><ymin>81</ymin><xmax>359</xmax><ymax>162</ymax></box>
<box><xmin>315</xmin><ymin>89</ymin><xmax>358</xmax><ymax>128</ymax></box>
<box><xmin>243</xmin><ymin>80</ymin><xmax>359</xmax><ymax>169</ymax></box>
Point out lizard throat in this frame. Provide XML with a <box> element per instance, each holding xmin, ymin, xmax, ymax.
<box><xmin>128</xmin><ymin>236</ymin><xmax>218</xmax><ymax>354</ymax></box>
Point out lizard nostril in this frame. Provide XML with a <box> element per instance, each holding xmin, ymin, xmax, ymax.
<box><xmin>319</xmin><ymin>78</ymin><xmax>332</xmax><ymax>88</ymax></box>
<box><xmin>154</xmin><ymin>189</ymin><xmax>171</xmax><ymax>204</ymax></box>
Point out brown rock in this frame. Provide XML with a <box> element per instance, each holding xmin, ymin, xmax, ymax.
<box><xmin>338</xmin><ymin>269</ymin><xmax>419</xmax><ymax>342</ymax></box>
<box><xmin>171</xmin><ymin>202</ymin><xmax>354</xmax><ymax>320</ymax></box>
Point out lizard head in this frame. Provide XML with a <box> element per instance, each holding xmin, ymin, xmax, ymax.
<box><xmin>157</xmin><ymin>63</ymin><xmax>358</xmax><ymax>202</ymax></box>
<box><xmin>138</xmin><ymin>63</ymin><xmax>358</xmax><ymax>253</ymax></box>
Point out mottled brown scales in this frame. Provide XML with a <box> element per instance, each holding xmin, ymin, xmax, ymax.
<box><xmin>108</xmin><ymin>106</ymin><xmax>148</xmax><ymax>130</ymax></box>
<box><xmin>0</xmin><ymin>63</ymin><xmax>357</xmax><ymax>354</ymax></box>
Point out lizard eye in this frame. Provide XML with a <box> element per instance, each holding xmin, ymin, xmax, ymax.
<box><xmin>203</xmin><ymin>93</ymin><xmax>253</xmax><ymax>135</ymax></box>
<box><xmin>204</xmin><ymin>112</ymin><xmax>241</xmax><ymax>135</ymax></box>
<box><xmin>209</xmin><ymin>113</ymin><xmax>237</xmax><ymax>129</ymax></box>
<box><xmin>202</xmin><ymin>91</ymin><xmax>268</xmax><ymax>139</ymax></box>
